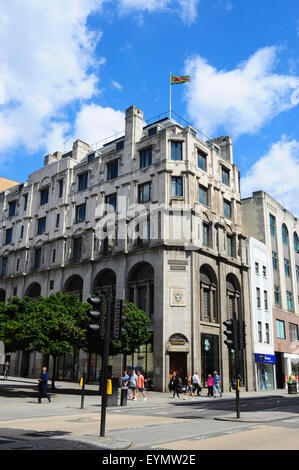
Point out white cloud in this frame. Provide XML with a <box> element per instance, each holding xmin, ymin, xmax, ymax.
<box><xmin>241</xmin><ymin>136</ymin><xmax>299</xmax><ymax>216</ymax></box>
<box><xmin>0</xmin><ymin>0</ymin><xmax>104</xmax><ymax>154</ymax></box>
<box><xmin>117</xmin><ymin>0</ymin><xmax>199</xmax><ymax>24</ymax></box>
<box><xmin>184</xmin><ymin>47</ymin><xmax>299</xmax><ymax>138</ymax></box>
<box><xmin>73</xmin><ymin>104</ymin><xmax>125</xmax><ymax>147</ymax></box>
<box><xmin>112</xmin><ymin>80</ymin><xmax>123</xmax><ymax>91</ymax></box>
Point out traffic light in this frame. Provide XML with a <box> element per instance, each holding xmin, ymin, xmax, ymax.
<box><xmin>223</xmin><ymin>318</ymin><xmax>238</xmax><ymax>350</ymax></box>
<box><xmin>112</xmin><ymin>299</ymin><xmax>128</xmax><ymax>339</ymax></box>
<box><xmin>238</xmin><ymin>320</ymin><xmax>246</xmax><ymax>349</ymax></box>
<box><xmin>87</xmin><ymin>295</ymin><xmax>105</xmax><ymax>338</ymax></box>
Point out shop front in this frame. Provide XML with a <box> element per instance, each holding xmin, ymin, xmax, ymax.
<box><xmin>255</xmin><ymin>353</ymin><xmax>276</xmax><ymax>391</ymax></box>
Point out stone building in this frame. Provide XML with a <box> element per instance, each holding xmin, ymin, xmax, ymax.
<box><xmin>0</xmin><ymin>105</ymin><xmax>254</xmax><ymax>391</ymax></box>
<box><xmin>242</xmin><ymin>191</ymin><xmax>299</xmax><ymax>389</ymax></box>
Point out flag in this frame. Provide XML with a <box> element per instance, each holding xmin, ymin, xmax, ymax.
<box><xmin>171</xmin><ymin>75</ymin><xmax>191</xmax><ymax>85</ymax></box>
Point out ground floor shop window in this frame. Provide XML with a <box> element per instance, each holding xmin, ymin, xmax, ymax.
<box><xmin>201</xmin><ymin>333</ymin><xmax>219</xmax><ymax>386</ymax></box>
<box><xmin>125</xmin><ymin>342</ymin><xmax>153</xmax><ymax>380</ymax></box>
<box><xmin>56</xmin><ymin>350</ymin><xmax>79</xmax><ymax>381</ymax></box>
<box><xmin>229</xmin><ymin>349</ymin><xmax>245</xmax><ymax>385</ymax></box>
<box><xmin>256</xmin><ymin>363</ymin><xmax>275</xmax><ymax>390</ymax></box>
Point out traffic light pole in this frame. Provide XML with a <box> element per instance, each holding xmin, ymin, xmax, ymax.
<box><xmin>100</xmin><ymin>295</ymin><xmax>112</xmax><ymax>437</ymax></box>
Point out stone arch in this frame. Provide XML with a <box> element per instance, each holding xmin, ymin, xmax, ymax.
<box><xmin>226</xmin><ymin>273</ymin><xmax>241</xmax><ymax>319</ymax></box>
<box><xmin>93</xmin><ymin>269</ymin><xmax>116</xmax><ymax>297</ymax></box>
<box><xmin>282</xmin><ymin>223</ymin><xmax>289</xmax><ymax>244</ymax></box>
<box><xmin>63</xmin><ymin>275</ymin><xmax>83</xmax><ymax>302</ymax></box>
<box><xmin>128</xmin><ymin>262</ymin><xmax>154</xmax><ymax>316</ymax></box>
<box><xmin>25</xmin><ymin>282</ymin><xmax>41</xmax><ymax>298</ymax></box>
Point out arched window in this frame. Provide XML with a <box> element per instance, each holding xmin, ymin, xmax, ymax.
<box><xmin>0</xmin><ymin>289</ymin><xmax>6</xmax><ymax>303</ymax></box>
<box><xmin>63</xmin><ymin>275</ymin><xmax>83</xmax><ymax>302</ymax></box>
<box><xmin>25</xmin><ymin>282</ymin><xmax>41</xmax><ymax>298</ymax></box>
<box><xmin>200</xmin><ymin>265</ymin><xmax>218</xmax><ymax>323</ymax></box>
<box><xmin>93</xmin><ymin>269</ymin><xmax>116</xmax><ymax>298</ymax></box>
<box><xmin>282</xmin><ymin>224</ymin><xmax>289</xmax><ymax>245</ymax></box>
<box><xmin>226</xmin><ymin>274</ymin><xmax>241</xmax><ymax>319</ymax></box>
<box><xmin>128</xmin><ymin>262</ymin><xmax>154</xmax><ymax>317</ymax></box>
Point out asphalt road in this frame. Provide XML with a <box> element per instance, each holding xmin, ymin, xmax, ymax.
<box><xmin>1</xmin><ymin>378</ymin><xmax>299</xmax><ymax>452</ymax></box>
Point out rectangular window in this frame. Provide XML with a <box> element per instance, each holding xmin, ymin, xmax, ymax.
<box><xmin>290</xmin><ymin>323</ymin><xmax>299</xmax><ymax>342</ymax></box>
<box><xmin>5</xmin><ymin>228</ymin><xmax>13</xmax><ymax>245</ymax></box>
<box><xmin>49</xmin><ymin>280</ymin><xmax>54</xmax><ymax>290</ymax></box>
<box><xmin>105</xmin><ymin>193</ymin><xmax>117</xmax><ymax>212</ymax></box>
<box><xmin>23</xmin><ymin>194</ymin><xmax>28</xmax><ymax>211</ymax></box>
<box><xmin>107</xmin><ymin>160</ymin><xmax>118</xmax><ymax>180</ymax></box>
<box><xmin>287</xmin><ymin>291</ymin><xmax>293</xmax><ymax>311</ymax></box>
<box><xmin>73</xmin><ymin>237</ymin><xmax>82</xmax><ymax>260</ymax></box>
<box><xmin>255</xmin><ymin>262</ymin><xmax>259</xmax><ymax>274</ymax></box>
<box><xmin>88</xmin><ymin>153</ymin><xmax>95</xmax><ymax>162</ymax></box>
<box><xmin>222</xmin><ymin>167</ymin><xmax>230</xmax><ymax>186</ymax></box>
<box><xmin>171</xmin><ymin>176</ymin><xmax>183</xmax><ymax>197</ymax></box>
<box><xmin>140</xmin><ymin>147</ymin><xmax>152</xmax><ymax>169</ymax></box>
<box><xmin>264</xmin><ymin>290</ymin><xmax>268</xmax><ymax>310</ymax></box>
<box><xmin>116</xmin><ymin>140</ymin><xmax>124</xmax><ymax>151</ymax></box>
<box><xmin>199</xmin><ymin>185</ymin><xmax>208</xmax><ymax>206</ymax></box>
<box><xmin>148</xmin><ymin>127</ymin><xmax>157</xmax><ymax>137</ymax></box>
<box><xmin>75</xmin><ymin>203</ymin><xmax>86</xmax><ymax>223</ymax></box>
<box><xmin>171</xmin><ymin>141</ymin><xmax>182</xmax><ymax>160</ymax></box>
<box><xmin>13</xmin><ymin>287</ymin><xmax>17</xmax><ymax>296</ymax></box>
<box><xmin>223</xmin><ymin>199</ymin><xmax>231</xmax><ymax>218</ymax></box>
<box><xmin>8</xmin><ymin>201</ymin><xmax>16</xmax><ymax>217</ymax></box>
<box><xmin>52</xmin><ymin>249</ymin><xmax>56</xmax><ymax>263</ymax></box>
<box><xmin>138</xmin><ymin>182</ymin><xmax>152</xmax><ymax>203</ymax></box>
<box><xmin>56</xmin><ymin>214</ymin><xmax>60</xmax><ymax>228</ymax></box>
<box><xmin>258</xmin><ymin>321</ymin><xmax>262</xmax><ymax>342</ymax></box>
<box><xmin>227</xmin><ymin>235</ymin><xmax>233</xmax><ymax>257</ymax></box>
<box><xmin>274</xmin><ymin>286</ymin><xmax>280</xmax><ymax>305</ymax></box>
<box><xmin>265</xmin><ymin>323</ymin><xmax>270</xmax><ymax>344</ymax></box>
<box><xmin>58</xmin><ymin>180</ymin><xmax>64</xmax><ymax>198</ymax></box>
<box><xmin>284</xmin><ymin>258</ymin><xmax>290</xmax><ymax>276</ymax></box>
<box><xmin>296</xmin><ymin>265</ymin><xmax>299</xmax><ymax>282</ymax></box>
<box><xmin>1</xmin><ymin>258</ymin><xmax>7</xmax><ymax>277</ymax></box>
<box><xmin>256</xmin><ymin>287</ymin><xmax>261</xmax><ymax>308</ymax></box>
<box><xmin>78</xmin><ymin>172</ymin><xmax>88</xmax><ymax>191</ymax></box>
<box><xmin>37</xmin><ymin>217</ymin><xmax>46</xmax><ymax>235</ymax></box>
<box><xmin>276</xmin><ymin>319</ymin><xmax>286</xmax><ymax>339</ymax></box>
<box><xmin>198</xmin><ymin>151</ymin><xmax>207</xmax><ymax>171</ymax></box>
<box><xmin>263</xmin><ymin>265</ymin><xmax>267</xmax><ymax>278</ymax></box>
<box><xmin>40</xmin><ymin>188</ymin><xmax>49</xmax><ymax>205</ymax></box>
<box><xmin>272</xmin><ymin>251</ymin><xmax>278</xmax><ymax>270</ymax></box>
<box><xmin>16</xmin><ymin>258</ymin><xmax>19</xmax><ymax>272</ymax></box>
<box><xmin>20</xmin><ymin>225</ymin><xmax>24</xmax><ymax>239</ymax></box>
<box><xmin>270</xmin><ymin>214</ymin><xmax>276</xmax><ymax>236</ymax></box>
<box><xmin>203</xmin><ymin>222</ymin><xmax>209</xmax><ymax>247</ymax></box>
<box><xmin>34</xmin><ymin>248</ymin><xmax>42</xmax><ymax>270</ymax></box>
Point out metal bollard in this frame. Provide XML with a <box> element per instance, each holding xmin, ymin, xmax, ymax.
<box><xmin>120</xmin><ymin>388</ymin><xmax>128</xmax><ymax>406</ymax></box>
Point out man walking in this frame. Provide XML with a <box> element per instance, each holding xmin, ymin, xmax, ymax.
<box><xmin>192</xmin><ymin>371</ymin><xmax>201</xmax><ymax>396</ymax></box>
<box><xmin>37</xmin><ymin>366</ymin><xmax>51</xmax><ymax>403</ymax></box>
<box><xmin>136</xmin><ymin>370</ymin><xmax>147</xmax><ymax>401</ymax></box>
<box><xmin>129</xmin><ymin>369</ymin><xmax>138</xmax><ymax>400</ymax></box>
<box><xmin>213</xmin><ymin>371</ymin><xmax>223</xmax><ymax>398</ymax></box>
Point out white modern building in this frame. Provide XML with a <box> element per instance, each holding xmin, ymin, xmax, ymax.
<box><xmin>248</xmin><ymin>237</ymin><xmax>276</xmax><ymax>390</ymax></box>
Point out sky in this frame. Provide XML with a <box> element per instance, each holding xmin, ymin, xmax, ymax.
<box><xmin>0</xmin><ymin>0</ymin><xmax>298</xmax><ymax>215</ymax></box>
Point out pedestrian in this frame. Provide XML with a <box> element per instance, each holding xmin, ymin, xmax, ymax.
<box><xmin>37</xmin><ymin>366</ymin><xmax>51</xmax><ymax>403</ymax></box>
<box><xmin>213</xmin><ymin>371</ymin><xmax>222</xmax><ymax>398</ymax></box>
<box><xmin>170</xmin><ymin>371</ymin><xmax>181</xmax><ymax>399</ymax></box>
<box><xmin>192</xmin><ymin>371</ymin><xmax>201</xmax><ymax>396</ymax></box>
<box><xmin>129</xmin><ymin>369</ymin><xmax>138</xmax><ymax>400</ymax></box>
<box><xmin>3</xmin><ymin>360</ymin><xmax>9</xmax><ymax>380</ymax></box>
<box><xmin>206</xmin><ymin>374</ymin><xmax>214</xmax><ymax>397</ymax></box>
<box><xmin>184</xmin><ymin>372</ymin><xmax>194</xmax><ymax>400</ymax></box>
<box><xmin>121</xmin><ymin>370</ymin><xmax>130</xmax><ymax>390</ymax></box>
<box><xmin>136</xmin><ymin>370</ymin><xmax>147</xmax><ymax>401</ymax></box>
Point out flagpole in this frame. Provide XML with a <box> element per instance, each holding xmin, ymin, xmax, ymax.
<box><xmin>169</xmin><ymin>71</ymin><xmax>172</xmax><ymax>120</ymax></box>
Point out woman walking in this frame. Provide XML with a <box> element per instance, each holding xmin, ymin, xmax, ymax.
<box><xmin>184</xmin><ymin>372</ymin><xmax>194</xmax><ymax>400</ymax></box>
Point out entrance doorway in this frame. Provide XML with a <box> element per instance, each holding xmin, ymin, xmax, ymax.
<box><xmin>201</xmin><ymin>333</ymin><xmax>219</xmax><ymax>386</ymax></box>
<box><xmin>169</xmin><ymin>352</ymin><xmax>187</xmax><ymax>383</ymax></box>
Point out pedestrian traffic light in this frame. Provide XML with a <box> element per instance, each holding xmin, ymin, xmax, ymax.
<box><xmin>223</xmin><ymin>318</ymin><xmax>238</xmax><ymax>350</ymax></box>
<box><xmin>238</xmin><ymin>320</ymin><xmax>246</xmax><ymax>349</ymax></box>
<box><xmin>112</xmin><ymin>299</ymin><xmax>128</xmax><ymax>339</ymax></box>
<box><xmin>87</xmin><ymin>295</ymin><xmax>105</xmax><ymax>338</ymax></box>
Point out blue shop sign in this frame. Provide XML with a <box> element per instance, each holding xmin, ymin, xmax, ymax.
<box><xmin>255</xmin><ymin>353</ymin><xmax>276</xmax><ymax>364</ymax></box>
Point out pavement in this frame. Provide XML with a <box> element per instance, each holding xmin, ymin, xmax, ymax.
<box><xmin>0</xmin><ymin>375</ymin><xmax>298</xmax><ymax>450</ymax></box>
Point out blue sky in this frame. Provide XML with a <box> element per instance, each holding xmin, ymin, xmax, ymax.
<box><xmin>0</xmin><ymin>0</ymin><xmax>298</xmax><ymax>214</ymax></box>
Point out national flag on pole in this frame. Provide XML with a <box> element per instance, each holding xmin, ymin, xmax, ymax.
<box><xmin>171</xmin><ymin>75</ymin><xmax>191</xmax><ymax>85</ymax></box>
